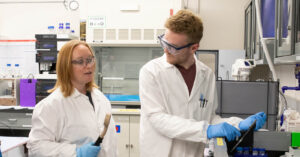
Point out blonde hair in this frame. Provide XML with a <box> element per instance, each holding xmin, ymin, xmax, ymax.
<box><xmin>165</xmin><ymin>9</ymin><xmax>204</xmax><ymax>44</ymax></box>
<box><xmin>48</xmin><ymin>40</ymin><xmax>98</xmax><ymax>97</ymax></box>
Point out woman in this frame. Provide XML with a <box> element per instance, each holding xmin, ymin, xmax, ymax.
<box><xmin>27</xmin><ymin>40</ymin><xmax>117</xmax><ymax>157</ymax></box>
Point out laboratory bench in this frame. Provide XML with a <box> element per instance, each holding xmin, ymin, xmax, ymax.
<box><xmin>0</xmin><ymin>105</ymin><xmax>299</xmax><ymax>156</ymax></box>
<box><xmin>0</xmin><ymin>105</ymin><xmax>141</xmax><ymax>157</ymax></box>
<box><xmin>0</xmin><ymin>136</ymin><xmax>28</xmax><ymax>157</ymax></box>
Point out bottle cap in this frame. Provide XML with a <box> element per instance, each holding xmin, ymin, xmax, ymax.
<box><xmin>243</xmin><ymin>147</ymin><xmax>250</xmax><ymax>151</ymax></box>
<box><xmin>236</xmin><ymin>147</ymin><xmax>243</xmax><ymax>151</ymax></box>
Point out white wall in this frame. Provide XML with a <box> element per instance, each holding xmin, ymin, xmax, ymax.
<box><xmin>0</xmin><ymin>2</ymin><xmax>80</xmax><ymax>39</ymax></box>
<box><xmin>199</xmin><ymin>0</ymin><xmax>249</xmax><ymax>50</ymax></box>
<box><xmin>85</xmin><ymin>0</ymin><xmax>180</xmax><ymax>29</ymax></box>
<box><xmin>0</xmin><ymin>1</ymin><xmax>80</xmax><ymax>76</ymax></box>
<box><xmin>84</xmin><ymin>0</ymin><xmax>182</xmax><ymax>43</ymax></box>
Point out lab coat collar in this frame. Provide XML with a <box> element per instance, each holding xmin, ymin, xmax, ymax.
<box><xmin>69</xmin><ymin>87</ymin><xmax>89</xmax><ymax>99</ymax></box>
<box><xmin>162</xmin><ymin>54</ymin><xmax>174</xmax><ymax>68</ymax></box>
<box><xmin>161</xmin><ymin>53</ymin><xmax>207</xmax><ymax>72</ymax></box>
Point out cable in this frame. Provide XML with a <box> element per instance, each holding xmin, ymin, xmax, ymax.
<box><xmin>279</xmin><ymin>90</ymin><xmax>288</xmax><ymax>110</ymax></box>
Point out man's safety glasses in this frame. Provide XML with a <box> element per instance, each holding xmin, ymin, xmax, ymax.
<box><xmin>158</xmin><ymin>34</ymin><xmax>194</xmax><ymax>55</ymax></box>
<box><xmin>72</xmin><ymin>56</ymin><xmax>95</xmax><ymax>67</ymax></box>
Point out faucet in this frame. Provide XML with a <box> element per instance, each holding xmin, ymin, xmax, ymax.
<box><xmin>282</xmin><ymin>64</ymin><xmax>300</xmax><ymax>93</ymax></box>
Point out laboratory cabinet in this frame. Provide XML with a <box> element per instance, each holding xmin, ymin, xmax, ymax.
<box><xmin>244</xmin><ymin>0</ymin><xmax>300</xmax><ymax>64</ymax></box>
<box><xmin>114</xmin><ymin>115</ymin><xmax>140</xmax><ymax>157</ymax></box>
<box><xmin>0</xmin><ymin>109</ymin><xmax>32</xmax><ymax>130</ymax></box>
<box><xmin>216</xmin><ymin>80</ymin><xmax>279</xmax><ymax>131</ymax></box>
<box><xmin>244</xmin><ymin>0</ymin><xmax>275</xmax><ymax>63</ymax></box>
<box><xmin>0</xmin><ymin>79</ymin><xmax>19</xmax><ymax>106</ymax></box>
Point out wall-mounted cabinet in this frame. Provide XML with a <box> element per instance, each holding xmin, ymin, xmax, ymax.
<box><xmin>245</xmin><ymin>0</ymin><xmax>300</xmax><ymax>64</ymax></box>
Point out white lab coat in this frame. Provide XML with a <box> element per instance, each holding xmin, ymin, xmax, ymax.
<box><xmin>27</xmin><ymin>87</ymin><xmax>117</xmax><ymax>157</ymax></box>
<box><xmin>139</xmin><ymin>54</ymin><xmax>243</xmax><ymax>157</ymax></box>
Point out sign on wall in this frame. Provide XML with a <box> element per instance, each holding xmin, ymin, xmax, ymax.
<box><xmin>87</xmin><ymin>16</ymin><xmax>106</xmax><ymax>28</ymax></box>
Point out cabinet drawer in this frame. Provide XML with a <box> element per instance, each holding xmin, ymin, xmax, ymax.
<box><xmin>0</xmin><ymin>112</ymin><xmax>32</xmax><ymax>129</ymax></box>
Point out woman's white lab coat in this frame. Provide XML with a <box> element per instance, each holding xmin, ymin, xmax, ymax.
<box><xmin>139</xmin><ymin>54</ymin><xmax>242</xmax><ymax>157</ymax></box>
<box><xmin>27</xmin><ymin>88</ymin><xmax>117</xmax><ymax>157</ymax></box>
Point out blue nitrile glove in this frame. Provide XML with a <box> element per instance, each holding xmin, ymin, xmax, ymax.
<box><xmin>239</xmin><ymin>112</ymin><xmax>267</xmax><ymax>131</ymax></box>
<box><xmin>207</xmin><ymin>122</ymin><xmax>241</xmax><ymax>142</ymax></box>
<box><xmin>76</xmin><ymin>142</ymin><xmax>101</xmax><ymax>157</ymax></box>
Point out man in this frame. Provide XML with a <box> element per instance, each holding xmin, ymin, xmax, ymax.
<box><xmin>139</xmin><ymin>10</ymin><xmax>266</xmax><ymax>157</ymax></box>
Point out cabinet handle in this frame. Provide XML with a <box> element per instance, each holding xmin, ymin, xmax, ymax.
<box><xmin>25</xmin><ymin>113</ymin><xmax>33</xmax><ymax>116</ymax></box>
<box><xmin>8</xmin><ymin>119</ymin><xmax>17</xmax><ymax>122</ymax></box>
<box><xmin>22</xmin><ymin>125</ymin><xmax>32</xmax><ymax>128</ymax></box>
<box><xmin>130</xmin><ymin>144</ymin><xmax>133</xmax><ymax>148</ymax></box>
<box><xmin>125</xmin><ymin>144</ymin><xmax>129</xmax><ymax>148</ymax></box>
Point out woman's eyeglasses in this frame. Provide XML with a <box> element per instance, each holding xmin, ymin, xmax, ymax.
<box><xmin>72</xmin><ymin>56</ymin><xmax>95</xmax><ymax>67</ymax></box>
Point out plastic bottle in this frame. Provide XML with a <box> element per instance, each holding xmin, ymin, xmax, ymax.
<box><xmin>58</xmin><ymin>23</ymin><xmax>64</xmax><ymax>34</ymax></box>
<box><xmin>243</xmin><ymin>147</ymin><xmax>250</xmax><ymax>157</ymax></box>
<box><xmin>57</xmin><ymin>23</ymin><xmax>68</xmax><ymax>38</ymax></box>
<box><xmin>234</xmin><ymin>147</ymin><xmax>243</xmax><ymax>157</ymax></box>
<box><xmin>14</xmin><ymin>64</ymin><xmax>21</xmax><ymax>78</ymax></box>
<box><xmin>65</xmin><ymin>22</ymin><xmax>71</xmax><ymax>34</ymax></box>
<box><xmin>252</xmin><ymin>148</ymin><xmax>259</xmax><ymax>156</ymax></box>
<box><xmin>0</xmin><ymin>140</ymin><xmax>2</xmax><ymax>157</ymax></box>
<box><xmin>0</xmin><ymin>65</ymin><xmax>4</xmax><ymax>78</ymax></box>
<box><xmin>48</xmin><ymin>26</ymin><xmax>55</xmax><ymax>34</ymax></box>
<box><xmin>208</xmin><ymin>139</ymin><xmax>214</xmax><ymax>157</ymax></box>
<box><xmin>258</xmin><ymin>148</ymin><xmax>267</xmax><ymax>157</ymax></box>
<box><xmin>6</xmin><ymin>64</ymin><xmax>12</xmax><ymax>78</ymax></box>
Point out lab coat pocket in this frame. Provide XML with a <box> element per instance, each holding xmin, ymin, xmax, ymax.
<box><xmin>194</xmin><ymin>99</ymin><xmax>211</xmax><ymax>121</ymax></box>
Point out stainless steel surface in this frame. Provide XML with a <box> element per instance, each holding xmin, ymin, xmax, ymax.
<box><xmin>254</xmin><ymin>131</ymin><xmax>291</xmax><ymax>151</ymax></box>
<box><xmin>111</xmin><ymin>101</ymin><xmax>140</xmax><ymax>105</ymax></box>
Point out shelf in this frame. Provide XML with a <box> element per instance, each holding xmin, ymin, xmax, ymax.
<box><xmin>274</xmin><ymin>55</ymin><xmax>300</xmax><ymax>64</ymax></box>
<box><xmin>90</xmin><ymin>43</ymin><xmax>160</xmax><ymax>47</ymax></box>
<box><xmin>111</xmin><ymin>101</ymin><xmax>140</xmax><ymax>105</ymax></box>
<box><xmin>112</xmin><ymin>108</ymin><xmax>140</xmax><ymax>115</ymax></box>
<box><xmin>255</xmin><ymin>59</ymin><xmax>265</xmax><ymax>65</ymax></box>
<box><xmin>0</xmin><ymin>106</ymin><xmax>34</xmax><ymax>110</ymax></box>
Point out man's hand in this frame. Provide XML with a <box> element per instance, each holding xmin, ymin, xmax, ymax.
<box><xmin>239</xmin><ymin>112</ymin><xmax>267</xmax><ymax>131</ymax></box>
<box><xmin>207</xmin><ymin>122</ymin><xmax>241</xmax><ymax>141</ymax></box>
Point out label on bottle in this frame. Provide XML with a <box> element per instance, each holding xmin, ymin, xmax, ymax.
<box><xmin>216</xmin><ymin>137</ymin><xmax>224</xmax><ymax>146</ymax></box>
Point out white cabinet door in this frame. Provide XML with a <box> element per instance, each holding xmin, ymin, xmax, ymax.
<box><xmin>129</xmin><ymin>115</ymin><xmax>140</xmax><ymax>157</ymax></box>
<box><xmin>114</xmin><ymin>115</ymin><xmax>130</xmax><ymax>157</ymax></box>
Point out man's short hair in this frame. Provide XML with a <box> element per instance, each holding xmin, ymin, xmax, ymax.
<box><xmin>165</xmin><ymin>9</ymin><xmax>204</xmax><ymax>44</ymax></box>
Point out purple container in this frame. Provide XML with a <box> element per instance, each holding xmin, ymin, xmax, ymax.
<box><xmin>20</xmin><ymin>79</ymin><xmax>37</xmax><ymax>107</ymax></box>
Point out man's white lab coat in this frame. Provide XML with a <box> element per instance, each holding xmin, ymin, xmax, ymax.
<box><xmin>139</xmin><ymin>54</ymin><xmax>242</xmax><ymax>157</ymax></box>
